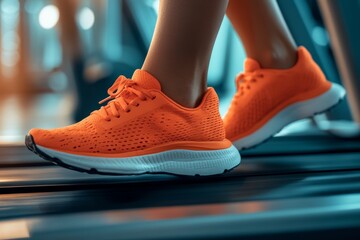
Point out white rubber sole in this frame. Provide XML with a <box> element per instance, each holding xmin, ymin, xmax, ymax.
<box><xmin>233</xmin><ymin>83</ymin><xmax>346</xmax><ymax>150</ymax></box>
<box><xmin>37</xmin><ymin>145</ymin><xmax>241</xmax><ymax>176</ymax></box>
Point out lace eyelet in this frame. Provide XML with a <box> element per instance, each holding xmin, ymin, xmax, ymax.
<box><xmin>152</xmin><ymin>96</ymin><xmax>156</xmax><ymax>100</ymax></box>
<box><xmin>135</xmin><ymin>103</ymin><xmax>140</xmax><ymax>107</ymax></box>
<box><xmin>126</xmin><ymin>110</ymin><xmax>131</xmax><ymax>113</ymax></box>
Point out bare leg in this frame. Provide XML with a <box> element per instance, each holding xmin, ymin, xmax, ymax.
<box><xmin>227</xmin><ymin>0</ymin><xmax>297</xmax><ymax>69</ymax></box>
<box><xmin>142</xmin><ymin>0</ymin><xmax>228</xmax><ymax>107</ymax></box>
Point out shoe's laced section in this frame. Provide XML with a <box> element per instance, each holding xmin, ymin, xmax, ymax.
<box><xmin>235</xmin><ymin>71</ymin><xmax>264</xmax><ymax>96</ymax></box>
<box><xmin>92</xmin><ymin>75</ymin><xmax>155</xmax><ymax>121</ymax></box>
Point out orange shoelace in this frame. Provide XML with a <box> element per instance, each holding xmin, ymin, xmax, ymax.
<box><xmin>92</xmin><ymin>76</ymin><xmax>156</xmax><ymax>121</ymax></box>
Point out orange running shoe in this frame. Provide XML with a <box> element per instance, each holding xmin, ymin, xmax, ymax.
<box><xmin>26</xmin><ymin>70</ymin><xmax>240</xmax><ymax>176</ymax></box>
<box><xmin>224</xmin><ymin>47</ymin><xmax>346</xmax><ymax>150</ymax></box>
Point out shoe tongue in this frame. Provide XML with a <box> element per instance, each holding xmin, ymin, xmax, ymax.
<box><xmin>132</xmin><ymin>69</ymin><xmax>161</xmax><ymax>90</ymax></box>
<box><xmin>244</xmin><ymin>58</ymin><xmax>261</xmax><ymax>72</ymax></box>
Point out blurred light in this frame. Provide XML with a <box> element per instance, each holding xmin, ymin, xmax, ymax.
<box><xmin>1</xmin><ymin>31</ymin><xmax>19</xmax><ymax>51</ymax></box>
<box><xmin>48</xmin><ymin>71</ymin><xmax>68</xmax><ymax>91</ymax></box>
<box><xmin>1</xmin><ymin>51</ymin><xmax>20</xmax><ymax>67</ymax></box>
<box><xmin>77</xmin><ymin>7</ymin><xmax>95</xmax><ymax>30</ymax></box>
<box><xmin>0</xmin><ymin>96</ymin><xmax>22</xmax><ymax>140</ymax></box>
<box><xmin>0</xmin><ymin>220</ymin><xmax>29</xmax><ymax>239</ymax></box>
<box><xmin>1</xmin><ymin>14</ymin><xmax>18</xmax><ymax>24</ymax></box>
<box><xmin>151</xmin><ymin>0</ymin><xmax>160</xmax><ymax>14</ymax></box>
<box><xmin>39</xmin><ymin>5</ymin><xmax>59</xmax><ymax>29</ymax></box>
<box><xmin>1</xmin><ymin>0</ymin><xmax>19</xmax><ymax>14</ymax></box>
<box><xmin>312</xmin><ymin>26</ymin><xmax>329</xmax><ymax>47</ymax></box>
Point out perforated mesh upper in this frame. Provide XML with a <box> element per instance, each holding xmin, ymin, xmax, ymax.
<box><xmin>30</xmin><ymin>87</ymin><xmax>225</xmax><ymax>154</ymax></box>
<box><xmin>224</xmin><ymin>47</ymin><xmax>332</xmax><ymax>141</ymax></box>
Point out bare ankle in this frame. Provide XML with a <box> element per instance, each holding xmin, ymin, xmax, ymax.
<box><xmin>141</xmin><ymin>67</ymin><xmax>207</xmax><ymax>108</ymax></box>
<box><xmin>160</xmin><ymin>80</ymin><xmax>207</xmax><ymax>108</ymax></box>
<box><xmin>257</xmin><ymin>46</ymin><xmax>298</xmax><ymax>69</ymax></box>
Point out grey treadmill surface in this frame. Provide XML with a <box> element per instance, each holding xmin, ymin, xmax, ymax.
<box><xmin>1</xmin><ymin>135</ymin><xmax>360</xmax><ymax>239</ymax></box>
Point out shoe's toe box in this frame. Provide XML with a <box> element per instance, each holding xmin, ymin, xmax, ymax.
<box><xmin>28</xmin><ymin>124</ymin><xmax>99</xmax><ymax>153</ymax></box>
<box><xmin>28</xmin><ymin>128</ymin><xmax>56</xmax><ymax>148</ymax></box>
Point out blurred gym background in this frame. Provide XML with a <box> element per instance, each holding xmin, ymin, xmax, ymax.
<box><xmin>1</xmin><ymin>1</ymin><xmax>360</xmax><ymax>239</ymax></box>
<box><xmin>0</xmin><ymin>0</ymin><xmax>359</xmax><ymax>145</ymax></box>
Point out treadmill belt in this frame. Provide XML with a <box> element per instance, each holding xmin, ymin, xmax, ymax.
<box><xmin>1</xmin><ymin>136</ymin><xmax>360</xmax><ymax>239</ymax></box>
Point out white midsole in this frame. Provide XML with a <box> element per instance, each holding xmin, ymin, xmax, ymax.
<box><xmin>233</xmin><ymin>83</ymin><xmax>346</xmax><ymax>150</ymax></box>
<box><xmin>37</xmin><ymin>145</ymin><xmax>241</xmax><ymax>176</ymax></box>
